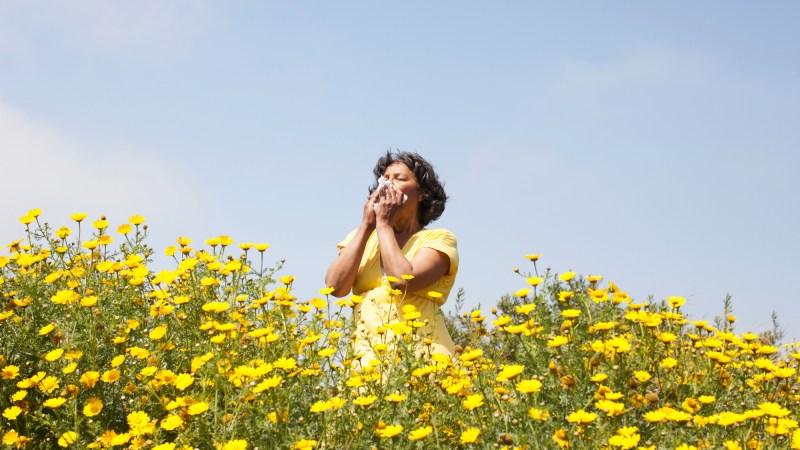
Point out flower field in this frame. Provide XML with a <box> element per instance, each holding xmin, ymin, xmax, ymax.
<box><xmin>1</xmin><ymin>210</ymin><xmax>799</xmax><ymax>449</ymax></box>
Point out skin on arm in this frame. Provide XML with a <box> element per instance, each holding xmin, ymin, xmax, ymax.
<box><xmin>377</xmin><ymin>232</ymin><xmax>451</xmax><ymax>292</ymax></box>
<box><xmin>324</xmin><ymin>189</ymin><xmax>381</xmax><ymax>297</ymax></box>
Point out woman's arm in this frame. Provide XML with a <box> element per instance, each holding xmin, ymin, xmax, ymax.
<box><xmin>374</xmin><ymin>183</ymin><xmax>451</xmax><ymax>292</ymax></box>
<box><xmin>324</xmin><ymin>189</ymin><xmax>381</xmax><ymax>297</ymax></box>
<box><xmin>375</xmin><ymin>225</ymin><xmax>450</xmax><ymax>292</ymax></box>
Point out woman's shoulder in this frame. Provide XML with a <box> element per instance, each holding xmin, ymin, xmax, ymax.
<box><xmin>417</xmin><ymin>228</ymin><xmax>457</xmax><ymax>248</ymax></box>
<box><xmin>337</xmin><ymin>227</ymin><xmax>377</xmax><ymax>249</ymax></box>
<box><xmin>419</xmin><ymin>228</ymin><xmax>456</xmax><ymax>238</ymax></box>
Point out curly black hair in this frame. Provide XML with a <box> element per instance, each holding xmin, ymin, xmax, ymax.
<box><xmin>370</xmin><ymin>151</ymin><xmax>448</xmax><ymax>227</ymax></box>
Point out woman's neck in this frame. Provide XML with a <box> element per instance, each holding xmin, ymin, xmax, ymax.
<box><xmin>391</xmin><ymin>211</ymin><xmax>422</xmax><ymax>236</ymax></box>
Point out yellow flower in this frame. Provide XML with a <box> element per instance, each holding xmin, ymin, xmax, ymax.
<box><xmin>759</xmin><ymin>401</ymin><xmax>791</xmax><ymax>417</ymax></box>
<box><xmin>160</xmin><ymin>414</ymin><xmax>184</xmax><ymax>431</ymax></box>
<box><xmin>408</xmin><ymin>426</ymin><xmax>432</xmax><ymax>441</ymax></box>
<box><xmin>39</xmin><ymin>375</ymin><xmax>60</xmax><ymax>393</ymax></box>
<box><xmin>561</xmin><ymin>309</ymin><xmax>581</xmax><ymax>318</ymax></box>
<box><xmin>595</xmin><ymin>399</ymin><xmax>626</xmax><ymax>417</ymax></box>
<box><xmin>586</xmin><ymin>274</ymin><xmax>603</xmax><ymax>283</ymax></box>
<box><xmin>92</xmin><ymin>219</ymin><xmax>109</xmax><ymax>230</ymax></box>
<box><xmin>309</xmin><ymin>400</ymin><xmax>333</xmax><ymax>413</ymax></box>
<box><xmin>377</xmin><ymin>424</ymin><xmax>403</xmax><ymax>438</ymax></box>
<box><xmin>19</xmin><ymin>215</ymin><xmax>35</xmax><ymax>225</ymax></box>
<box><xmin>524</xmin><ymin>253</ymin><xmax>541</xmax><ymax>261</ymax></box>
<box><xmin>427</xmin><ymin>291</ymin><xmax>443</xmax><ymax>300</ymax></box>
<box><xmin>279</xmin><ymin>275</ymin><xmax>295</xmax><ymax>285</ymax></box>
<box><xmin>353</xmin><ymin>395</ymin><xmax>377</xmax><ymax>406</ymax></box>
<box><xmin>2</xmin><ymin>430</ymin><xmax>21</xmax><ymax>446</ymax></box>
<box><xmin>460</xmin><ymin>427</ymin><xmax>480</xmax><ymax>444</ymax></box>
<box><xmin>1</xmin><ymin>365</ymin><xmax>20</xmax><ymax>379</ymax></box>
<box><xmin>319</xmin><ymin>287</ymin><xmax>335</xmax><ymax>295</ymax></box>
<box><xmin>152</xmin><ymin>444</ymin><xmax>176</xmax><ymax>450</ymax></box>
<box><xmin>255</xmin><ymin>243</ymin><xmax>270</xmax><ymax>252</ymax></box>
<box><xmin>634</xmin><ymin>371</ymin><xmax>652</xmax><ymax>383</ymax></box>
<box><xmin>80</xmin><ymin>296</ymin><xmax>98</xmax><ymax>307</ymax></box>
<box><xmin>660</xmin><ymin>357</ymin><xmax>678</xmax><ymax>369</ymax></box>
<box><xmin>384</xmin><ymin>392</ymin><xmax>407</xmax><ymax>403</ymax></box>
<box><xmin>514</xmin><ymin>288</ymin><xmax>531</xmax><ymax>298</ymax></box>
<box><xmin>516</xmin><ymin>303</ymin><xmax>536</xmax><ymax>315</ymax></box>
<box><xmin>516</xmin><ymin>379</ymin><xmax>543</xmax><ymax>394</ymax></box>
<box><xmin>176</xmin><ymin>236</ymin><xmax>192</xmax><ymax>247</ymax></box>
<box><xmin>83</xmin><ymin>240</ymin><xmax>99</xmax><ymax>250</ymax></box>
<box><xmin>460</xmin><ymin>348</ymin><xmax>483</xmax><ymax>362</ymax></box>
<box><xmin>291</xmin><ymin>439</ymin><xmax>317</xmax><ymax>450</ymax></box>
<box><xmin>497</xmin><ymin>364</ymin><xmax>525</xmax><ymax>381</ymax></box>
<box><xmin>80</xmin><ymin>371</ymin><xmax>100</xmax><ymax>388</ymax></box>
<box><xmin>698</xmin><ymin>395</ymin><xmax>716</xmax><ymax>404</ymax></box>
<box><xmin>590</xmin><ymin>373</ymin><xmax>608</xmax><ymax>383</ymax></box>
<box><xmin>3</xmin><ymin>406</ymin><xmax>22</xmax><ymax>420</ymax></box>
<box><xmin>220</xmin><ymin>439</ymin><xmax>248</xmax><ymax>450</ymax></box>
<box><xmin>547</xmin><ymin>336</ymin><xmax>570</xmax><ymax>348</ymax></box>
<box><xmin>45</xmin><ymin>348</ymin><xmax>64</xmax><ymax>362</ymax></box>
<box><xmin>529</xmin><ymin>407</ymin><xmax>550</xmax><ymax>421</ymax></box>
<box><xmin>128</xmin><ymin>215</ymin><xmax>146</xmax><ymax>225</ymax></box>
<box><xmin>558</xmin><ymin>291</ymin><xmax>574</xmax><ymax>302</ymax></box>
<box><xmin>792</xmin><ymin>430</ymin><xmax>800</xmax><ymax>450</ymax></box>
<box><xmin>658</xmin><ymin>332</ymin><xmax>677</xmax><ymax>343</ymax></box>
<box><xmin>127</xmin><ymin>410</ymin><xmax>152</xmax><ymax>435</ymax></box>
<box><xmin>558</xmin><ymin>271</ymin><xmax>575</xmax><ymax>282</ymax></box>
<box><xmin>462</xmin><ymin>394</ymin><xmax>484</xmax><ymax>410</ymax></box>
<box><xmin>526</xmin><ymin>276</ymin><xmax>543</xmax><ymax>287</ymax></box>
<box><xmin>188</xmin><ymin>402</ymin><xmax>209</xmax><ymax>415</ymax></box>
<box><xmin>117</xmin><ymin>224</ymin><xmax>132</xmax><ymax>235</ymax></box>
<box><xmin>111</xmin><ymin>355</ymin><xmax>125</xmax><ymax>367</ymax></box>
<box><xmin>44</xmin><ymin>397</ymin><xmax>68</xmax><ymax>408</ymax></box>
<box><xmin>174</xmin><ymin>373</ymin><xmax>194</xmax><ymax>391</ymax></box>
<box><xmin>27</xmin><ymin>208</ymin><xmax>42</xmax><ymax>217</ymax></box>
<box><xmin>552</xmin><ymin>429</ymin><xmax>569</xmax><ymax>448</ymax></box>
<box><xmin>110</xmin><ymin>433</ymin><xmax>131</xmax><ymax>446</ymax></box>
<box><xmin>303</xmin><ymin>298</ymin><xmax>326</xmax><ymax>311</ymax></box>
<box><xmin>149</xmin><ymin>324</ymin><xmax>167</xmax><ymax>340</ymax></box>
<box><xmin>608</xmin><ymin>426</ymin><xmax>641</xmax><ymax>449</ymax></box>
<box><xmin>101</xmin><ymin>369</ymin><xmax>120</xmax><ymax>383</ymax></box>
<box><xmin>253</xmin><ymin>375</ymin><xmax>283</xmax><ymax>393</ymax></box>
<box><xmin>202</xmin><ymin>302</ymin><xmax>229</xmax><ymax>313</ymax></box>
<box><xmin>83</xmin><ymin>398</ymin><xmax>103</xmax><ymax>417</ymax></box>
<box><xmin>57</xmin><ymin>431</ymin><xmax>77</xmax><ymax>447</ymax></box>
<box><xmin>567</xmin><ymin>410</ymin><xmax>598</xmax><ymax>424</ymax></box>
<box><xmin>51</xmin><ymin>289</ymin><xmax>79</xmax><ymax>305</ymax></box>
<box><xmin>667</xmin><ymin>296</ymin><xmax>686</xmax><ymax>308</ymax></box>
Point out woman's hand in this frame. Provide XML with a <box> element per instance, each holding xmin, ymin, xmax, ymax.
<box><xmin>373</xmin><ymin>183</ymin><xmax>405</xmax><ymax>225</ymax></box>
<box><xmin>362</xmin><ymin>188</ymin><xmax>381</xmax><ymax>228</ymax></box>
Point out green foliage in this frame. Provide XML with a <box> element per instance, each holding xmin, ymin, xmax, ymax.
<box><xmin>0</xmin><ymin>212</ymin><xmax>799</xmax><ymax>449</ymax></box>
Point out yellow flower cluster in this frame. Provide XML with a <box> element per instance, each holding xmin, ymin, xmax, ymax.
<box><xmin>0</xmin><ymin>211</ymin><xmax>799</xmax><ymax>449</ymax></box>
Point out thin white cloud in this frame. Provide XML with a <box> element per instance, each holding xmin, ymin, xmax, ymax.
<box><xmin>0</xmin><ymin>99</ymin><xmax>203</xmax><ymax>244</ymax></box>
<box><xmin>554</xmin><ymin>42</ymin><xmax>718</xmax><ymax>93</ymax></box>
<box><xmin>0</xmin><ymin>0</ymin><xmax>211</xmax><ymax>56</ymax></box>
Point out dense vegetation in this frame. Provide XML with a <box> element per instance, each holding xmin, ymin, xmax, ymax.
<box><xmin>0</xmin><ymin>210</ymin><xmax>798</xmax><ymax>449</ymax></box>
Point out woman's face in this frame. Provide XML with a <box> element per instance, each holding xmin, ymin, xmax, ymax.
<box><xmin>382</xmin><ymin>162</ymin><xmax>422</xmax><ymax>204</ymax></box>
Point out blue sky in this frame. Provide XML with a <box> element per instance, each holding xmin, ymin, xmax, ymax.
<box><xmin>1</xmin><ymin>1</ymin><xmax>798</xmax><ymax>340</ymax></box>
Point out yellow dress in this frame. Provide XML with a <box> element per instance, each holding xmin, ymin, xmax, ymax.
<box><xmin>337</xmin><ymin>228</ymin><xmax>458</xmax><ymax>364</ymax></box>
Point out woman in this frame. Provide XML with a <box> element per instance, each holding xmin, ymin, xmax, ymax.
<box><xmin>325</xmin><ymin>151</ymin><xmax>458</xmax><ymax>367</ymax></box>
